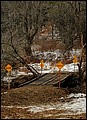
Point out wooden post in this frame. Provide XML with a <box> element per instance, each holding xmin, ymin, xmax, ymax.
<box><xmin>41</xmin><ymin>67</ymin><xmax>42</xmax><ymax>75</ymax></box>
<box><xmin>5</xmin><ymin>64</ymin><xmax>12</xmax><ymax>90</ymax></box>
<box><xmin>73</xmin><ymin>56</ymin><xmax>77</xmax><ymax>73</ymax></box>
<box><xmin>40</xmin><ymin>60</ymin><xmax>44</xmax><ymax>75</ymax></box>
<box><xmin>8</xmin><ymin>80</ymin><xmax>10</xmax><ymax>90</ymax></box>
<box><xmin>59</xmin><ymin>69</ymin><xmax>61</xmax><ymax>88</ymax></box>
<box><xmin>74</xmin><ymin>63</ymin><xmax>75</xmax><ymax>73</ymax></box>
<box><xmin>58</xmin><ymin>69</ymin><xmax>60</xmax><ymax>88</ymax></box>
<box><xmin>56</xmin><ymin>61</ymin><xmax>64</xmax><ymax>88</ymax></box>
<box><xmin>7</xmin><ymin>72</ymin><xmax>10</xmax><ymax>90</ymax></box>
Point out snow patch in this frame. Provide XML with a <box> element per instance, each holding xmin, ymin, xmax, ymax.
<box><xmin>27</xmin><ymin>105</ymin><xmax>55</xmax><ymax>113</ymax></box>
<box><xmin>1</xmin><ymin>93</ymin><xmax>86</xmax><ymax>116</ymax></box>
<box><xmin>27</xmin><ymin>93</ymin><xmax>86</xmax><ymax>113</ymax></box>
<box><xmin>1</xmin><ymin>93</ymin><xmax>86</xmax><ymax>114</ymax></box>
<box><xmin>1</xmin><ymin>92</ymin><xmax>8</xmax><ymax>95</ymax></box>
<box><xmin>67</xmin><ymin>93</ymin><xmax>86</xmax><ymax>98</ymax></box>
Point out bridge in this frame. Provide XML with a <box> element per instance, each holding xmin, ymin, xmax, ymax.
<box><xmin>18</xmin><ymin>72</ymin><xmax>72</xmax><ymax>87</ymax></box>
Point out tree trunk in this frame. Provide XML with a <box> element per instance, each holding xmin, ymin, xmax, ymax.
<box><xmin>77</xmin><ymin>42</ymin><xmax>86</xmax><ymax>85</ymax></box>
<box><xmin>25</xmin><ymin>44</ymin><xmax>32</xmax><ymax>56</ymax></box>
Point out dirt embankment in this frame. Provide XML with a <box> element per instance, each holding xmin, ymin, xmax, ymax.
<box><xmin>1</xmin><ymin>85</ymin><xmax>86</xmax><ymax>119</ymax></box>
<box><xmin>1</xmin><ymin>86</ymin><xmax>68</xmax><ymax>106</ymax></box>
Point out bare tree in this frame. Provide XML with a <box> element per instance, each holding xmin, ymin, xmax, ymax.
<box><xmin>1</xmin><ymin>1</ymin><xmax>49</xmax><ymax>75</ymax></box>
<box><xmin>48</xmin><ymin>1</ymin><xmax>86</xmax><ymax>50</ymax></box>
<box><xmin>1</xmin><ymin>1</ymin><xmax>86</xmax><ymax>79</ymax></box>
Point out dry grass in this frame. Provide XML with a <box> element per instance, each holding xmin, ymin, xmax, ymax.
<box><xmin>1</xmin><ymin>85</ymin><xmax>86</xmax><ymax>119</ymax></box>
<box><xmin>1</xmin><ymin>85</ymin><xmax>68</xmax><ymax>106</ymax></box>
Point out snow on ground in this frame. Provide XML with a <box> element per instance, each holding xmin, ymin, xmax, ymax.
<box><xmin>1</xmin><ymin>92</ymin><xmax>8</xmax><ymax>95</ymax></box>
<box><xmin>29</xmin><ymin>62</ymin><xmax>79</xmax><ymax>73</ymax></box>
<box><xmin>1</xmin><ymin>93</ymin><xmax>86</xmax><ymax>115</ymax></box>
<box><xmin>33</xmin><ymin>49</ymin><xmax>82</xmax><ymax>61</ymax></box>
<box><xmin>30</xmin><ymin>62</ymin><xmax>79</xmax><ymax>73</ymax></box>
<box><xmin>2</xmin><ymin>49</ymin><xmax>83</xmax><ymax>81</ymax></box>
<box><xmin>61</xmin><ymin>63</ymin><xmax>78</xmax><ymax>72</ymax></box>
<box><xmin>66</xmin><ymin>93</ymin><xmax>86</xmax><ymax>98</ymax></box>
<box><xmin>59</xmin><ymin>94</ymin><xmax>86</xmax><ymax>114</ymax></box>
<box><xmin>27</xmin><ymin>93</ymin><xmax>86</xmax><ymax>114</ymax></box>
<box><xmin>17</xmin><ymin>71</ymin><xmax>33</xmax><ymax>76</ymax></box>
<box><xmin>2</xmin><ymin>62</ymin><xmax>79</xmax><ymax>82</ymax></box>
